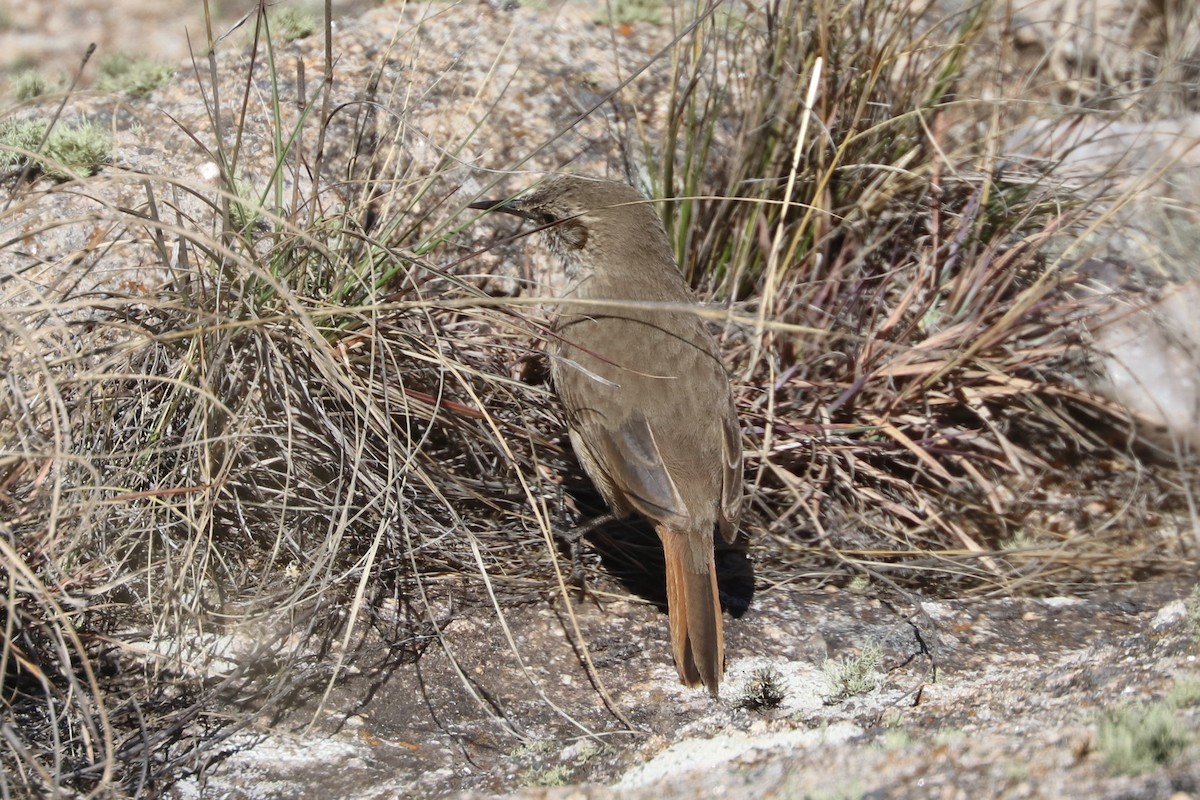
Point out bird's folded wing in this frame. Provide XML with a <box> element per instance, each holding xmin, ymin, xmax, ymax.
<box><xmin>719</xmin><ymin>405</ymin><xmax>743</xmax><ymax>543</ymax></box>
<box><xmin>595</xmin><ymin>413</ymin><xmax>689</xmax><ymax>527</ymax></box>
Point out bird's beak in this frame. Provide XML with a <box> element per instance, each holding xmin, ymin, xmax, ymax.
<box><xmin>468</xmin><ymin>196</ymin><xmax>535</xmax><ymax>220</ymax></box>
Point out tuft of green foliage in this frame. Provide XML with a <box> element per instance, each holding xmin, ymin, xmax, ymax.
<box><xmin>229</xmin><ymin>177</ymin><xmax>263</xmax><ymax>231</ymax></box>
<box><xmin>97</xmin><ymin>52</ymin><xmax>174</xmax><ymax>96</ymax></box>
<box><xmin>594</xmin><ymin>0</ymin><xmax>662</xmax><ymax>26</ymax></box>
<box><xmin>1169</xmin><ymin>675</ymin><xmax>1200</xmax><ymax>708</ymax></box>
<box><xmin>847</xmin><ymin>575</ymin><xmax>871</xmax><ymax>594</ymax></box>
<box><xmin>523</xmin><ymin>764</ymin><xmax>573</xmax><ymax>787</ymax></box>
<box><xmin>271</xmin><ymin>7</ymin><xmax>317</xmax><ymax>42</ymax></box>
<box><xmin>822</xmin><ymin>644</ymin><xmax>883</xmax><ymax>704</ymax></box>
<box><xmin>567</xmin><ymin>740</ymin><xmax>605</xmax><ymax>765</ymax></box>
<box><xmin>933</xmin><ymin>727</ymin><xmax>965</xmax><ymax>745</ymax></box>
<box><xmin>1187</xmin><ymin>585</ymin><xmax>1200</xmax><ymax>640</ymax></box>
<box><xmin>1001</xmin><ymin>530</ymin><xmax>1038</xmax><ymax>551</ymax></box>
<box><xmin>0</xmin><ymin>118</ymin><xmax>110</xmax><ymax>178</ymax></box>
<box><xmin>509</xmin><ymin>740</ymin><xmax>558</xmax><ymax>758</ymax></box>
<box><xmin>741</xmin><ymin>666</ymin><xmax>788</xmax><ymax>710</ymax></box>
<box><xmin>800</xmin><ymin>784</ymin><xmax>865</xmax><ymax>800</ymax></box>
<box><xmin>11</xmin><ymin>70</ymin><xmax>53</xmax><ymax>100</ymax></box>
<box><xmin>1097</xmin><ymin>701</ymin><xmax>1194</xmax><ymax>776</ymax></box>
<box><xmin>0</xmin><ymin>119</ymin><xmax>45</xmax><ymax>161</ymax></box>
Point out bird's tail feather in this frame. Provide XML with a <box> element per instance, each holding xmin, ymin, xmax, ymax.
<box><xmin>659</xmin><ymin>526</ymin><xmax>724</xmax><ymax>696</ymax></box>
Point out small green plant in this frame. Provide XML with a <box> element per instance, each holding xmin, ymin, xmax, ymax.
<box><xmin>12</xmin><ymin>70</ymin><xmax>53</xmax><ymax>101</ymax></box>
<box><xmin>593</xmin><ymin>0</ymin><xmax>661</xmax><ymax>26</ymax></box>
<box><xmin>271</xmin><ymin>7</ymin><xmax>317</xmax><ymax>42</ymax></box>
<box><xmin>0</xmin><ymin>119</ymin><xmax>110</xmax><ymax>179</ymax></box>
<box><xmin>933</xmin><ymin>727</ymin><xmax>965</xmax><ymax>746</ymax></box>
<box><xmin>229</xmin><ymin>178</ymin><xmax>263</xmax><ymax>231</ymax></box>
<box><xmin>523</xmin><ymin>764</ymin><xmax>572</xmax><ymax>787</ymax></box>
<box><xmin>0</xmin><ymin>119</ymin><xmax>46</xmax><ymax>162</ymax></box>
<box><xmin>741</xmin><ymin>666</ymin><xmax>787</xmax><ymax>710</ymax></box>
<box><xmin>566</xmin><ymin>740</ymin><xmax>604</xmax><ymax>765</ymax></box>
<box><xmin>847</xmin><ymin>575</ymin><xmax>870</xmax><ymax>594</ymax></box>
<box><xmin>803</xmin><ymin>784</ymin><xmax>864</xmax><ymax>800</ymax></box>
<box><xmin>1001</xmin><ymin>530</ymin><xmax>1037</xmax><ymax>550</ymax></box>
<box><xmin>822</xmin><ymin>644</ymin><xmax>883</xmax><ymax>704</ymax></box>
<box><xmin>98</xmin><ymin>52</ymin><xmax>174</xmax><ymax>96</ymax></box>
<box><xmin>509</xmin><ymin>739</ymin><xmax>557</xmax><ymax>758</ymax></box>
<box><xmin>43</xmin><ymin>122</ymin><xmax>111</xmax><ymax>178</ymax></box>
<box><xmin>1168</xmin><ymin>674</ymin><xmax>1200</xmax><ymax>707</ymax></box>
<box><xmin>1186</xmin><ymin>585</ymin><xmax>1200</xmax><ymax>640</ymax></box>
<box><xmin>1097</xmin><ymin>701</ymin><xmax>1193</xmax><ymax>775</ymax></box>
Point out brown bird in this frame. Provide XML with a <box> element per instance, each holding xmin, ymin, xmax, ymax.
<box><xmin>470</xmin><ymin>175</ymin><xmax>743</xmax><ymax>695</ymax></box>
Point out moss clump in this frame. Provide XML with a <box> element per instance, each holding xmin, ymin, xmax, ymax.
<box><xmin>98</xmin><ymin>52</ymin><xmax>174</xmax><ymax>96</ymax></box>
<box><xmin>0</xmin><ymin>119</ymin><xmax>111</xmax><ymax>179</ymax></box>
<box><xmin>0</xmin><ymin>119</ymin><xmax>46</xmax><ymax>162</ymax></box>
<box><xmin>822</xmin><ymin>644</ymin><xmax>883</xmax><ymax>704</ymax></box>
<box><xmin>1169</xmin><ymin>675</ymin><xmax>1200</xmax><ymax>708</ymax></box>
<box><xmin>522</xmin><ymin>764</ymin><xmax>572</xmax><ymax>787</ymax></box>
<box><xmin>593</xmin><ymin>0</ymin><xmax>661</xmax><ymax>26</ymax></box>
<box><xmin>1098</xmin><ymin>701</ymin><xmax>1193</xmax><ymax>775</ymax></box>
<box><xmin>1186</xmin><ymin>585</ymin><xmax>1200</xmax><ymax>641</ymax></box>
<box><xmin>12</xmin><ymin>70</ymin><xmax>54</xmax><ymax>101</ymax></box>
<box><xmin>272</xmin><ymin>7</ymin><xmax>316</xmax><ymax>42</ymax></box>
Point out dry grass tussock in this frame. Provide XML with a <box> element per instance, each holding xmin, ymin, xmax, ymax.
<box><xmin>1</xmin><ymin>0</ymin><xmax>1197</xmax><ymax>794</ymax></box>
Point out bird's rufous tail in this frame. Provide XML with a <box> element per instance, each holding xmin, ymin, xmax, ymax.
<box><xmin>658</xmin><ymin>525</ymin><xmax>723</xmax><ymax>696</ymax></box>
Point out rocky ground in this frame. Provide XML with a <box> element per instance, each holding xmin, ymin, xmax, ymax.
<box><xmin>167</xmin><ymin>579</ymin><xmax>1200</xmax><ymax>799</ymax></box>
<box><xmin>2</xmin><ymin>0</ymin><xmax>1199</xmax><ymax>798</ymax></box>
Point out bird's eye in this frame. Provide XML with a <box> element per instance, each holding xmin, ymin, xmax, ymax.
<box><xmin>539</xmin><ymin>212</ymin><xmax>555</xmax><ymax>226</ymax></box>
<box><xmin>559</xmin><ymin>220</ymin><xmax>588</xmax><ymax>250</ymax></box>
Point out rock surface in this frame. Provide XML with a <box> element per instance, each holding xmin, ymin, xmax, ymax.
<box><xmin>165</xmin><ymin>582</ymin><xmax>1200</xmax><ymax>799</ymax></box>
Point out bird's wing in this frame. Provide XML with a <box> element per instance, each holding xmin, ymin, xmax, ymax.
<box><xmin>594</xmin><ymin>413</ymin><xmax>689</xmax><ymax>528</ymax></box>
<box><xmin>718</xmin><ymin>399</ymin><xmax>743</xmax><ymax>543</ymax></box>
